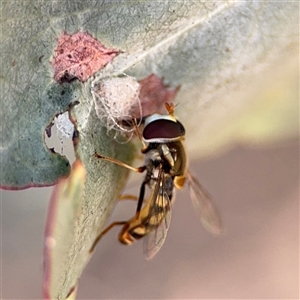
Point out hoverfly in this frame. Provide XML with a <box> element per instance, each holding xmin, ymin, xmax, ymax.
<box><xmin>90</xmin><ymin>103</ymin><xmax>222</xmax><ymax>259</ymax></box>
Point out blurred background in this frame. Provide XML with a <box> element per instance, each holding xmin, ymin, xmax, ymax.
<box><xmin>2</xmin><ymin>137</ymin><xmax>298</xmax><ymax>299</ymax></box>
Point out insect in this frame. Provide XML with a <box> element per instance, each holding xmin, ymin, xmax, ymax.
<box><xmin>90</xmin><ymin>103</ymin><xmax>222</xmax><ymax>259</ymax></box>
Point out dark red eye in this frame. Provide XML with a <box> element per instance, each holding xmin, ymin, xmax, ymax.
<box><xmin>143</xmin><ymin>119</ymin><xmax>185</xmax><ymax>142</ymax></box>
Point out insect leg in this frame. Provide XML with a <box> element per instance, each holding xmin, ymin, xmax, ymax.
<box><xmin>89</xmin><ymin>221</ymin><xmax>127</xmax><ymax>253</ymax></box>
<box><xmin>119</xmin><ymin>194</ymin><xmax>138</xmax><ymax>201</ymax></box>
<box><xmin>135</xmin><ymin>180</ymin><xmax>146</xmax><ymax>220</ymax></box>
<box><xmin>95</xmin><ymin>152</ymin><xmax>146</xmax><ymax>173</ymax></box>
<box><xmin>132</xmin><ymin>117</ymin><xmax>147</xmax><ymax>151</ymax></box>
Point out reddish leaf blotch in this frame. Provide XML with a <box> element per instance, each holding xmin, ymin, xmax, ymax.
<box><xmin>51</xmin><ymin>32</ymin><xmax>120</xmax><ymax>83</ymax></box>
<box><xmin>134</xmin><ymin>74</ymin><xmax>180</xmax><ymax>117</ymax></box>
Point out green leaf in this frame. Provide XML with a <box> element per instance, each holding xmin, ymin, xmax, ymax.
<box><xmin>44</xmin><ymin>160</ymin><xmax>86</xmax><ymax>300</ymax></box>
<box><xmin>0</xmin><ymin>1</ymin><xmax>84</xmax><ymax>187</ymax></box>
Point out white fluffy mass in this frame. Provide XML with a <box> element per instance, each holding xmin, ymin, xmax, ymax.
<box><xmin>92</xmin><ymin>75</ymin><xmax>141</xmax><ymax>135</ymax></box>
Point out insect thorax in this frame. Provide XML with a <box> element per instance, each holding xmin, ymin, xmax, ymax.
<box><xmin>144</xmin><ymin>141</ymin><xmax>186</xmax><ymax>177</ymax></box>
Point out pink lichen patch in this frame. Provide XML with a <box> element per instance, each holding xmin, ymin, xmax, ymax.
<box><xmin>51</xmin><ymin>32</ymin><xmax>120</xmax><ymax>83</ymax></box>
<box><xmin>135</xmin><ymin>74</ymin><xmax>180</xmax><ymax>117</ymax></box>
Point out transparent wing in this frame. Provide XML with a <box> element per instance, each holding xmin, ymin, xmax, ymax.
<box><xmin>187</xmin><ymin>171</ymin><xmax>223</xmax><ymax>235</ymax></box>
<box><xmin>143</xmin><ymin>169</ymin><xmax>173</xmax><ymax>260</ymax></box>
<box><xmin>143</xmin><ymin>192</ymin><xmax>172</xmax><ymax>260</ymax></box>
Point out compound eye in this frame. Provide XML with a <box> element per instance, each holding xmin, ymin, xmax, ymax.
<box><xmin>143</xmin><ymin>119</ymin><xmax>185</xmax><ymax>142</ymax></box>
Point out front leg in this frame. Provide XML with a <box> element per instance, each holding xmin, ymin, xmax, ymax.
<box><xmin>94</xmin><ymin>152</ymin><xmax>146</xmax><ymax>173</ymax></box>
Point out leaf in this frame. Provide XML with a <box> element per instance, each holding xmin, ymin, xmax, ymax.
<box><xmin>0</xmin><ymin>2</ymin><xmax>83</xmax><ymax>187</ymax></box>
<box><xmin>0</xmin><ymin>78</ymin><xmax>81</xmax><ymax>188</ymax></box>
<box><xmin>43</xmin><ymin>117</ymin><xmax>135</xmax><ymax>299</ymax></box>
<box><xmin>1</xmin><ymin>1</ymin><xmax>298</xmax><ymax>299</ymax></box>
<box><xmin>44</xmin><ymin>160</ymin><xmax>85</xmax><ymax>300</ymax></box>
